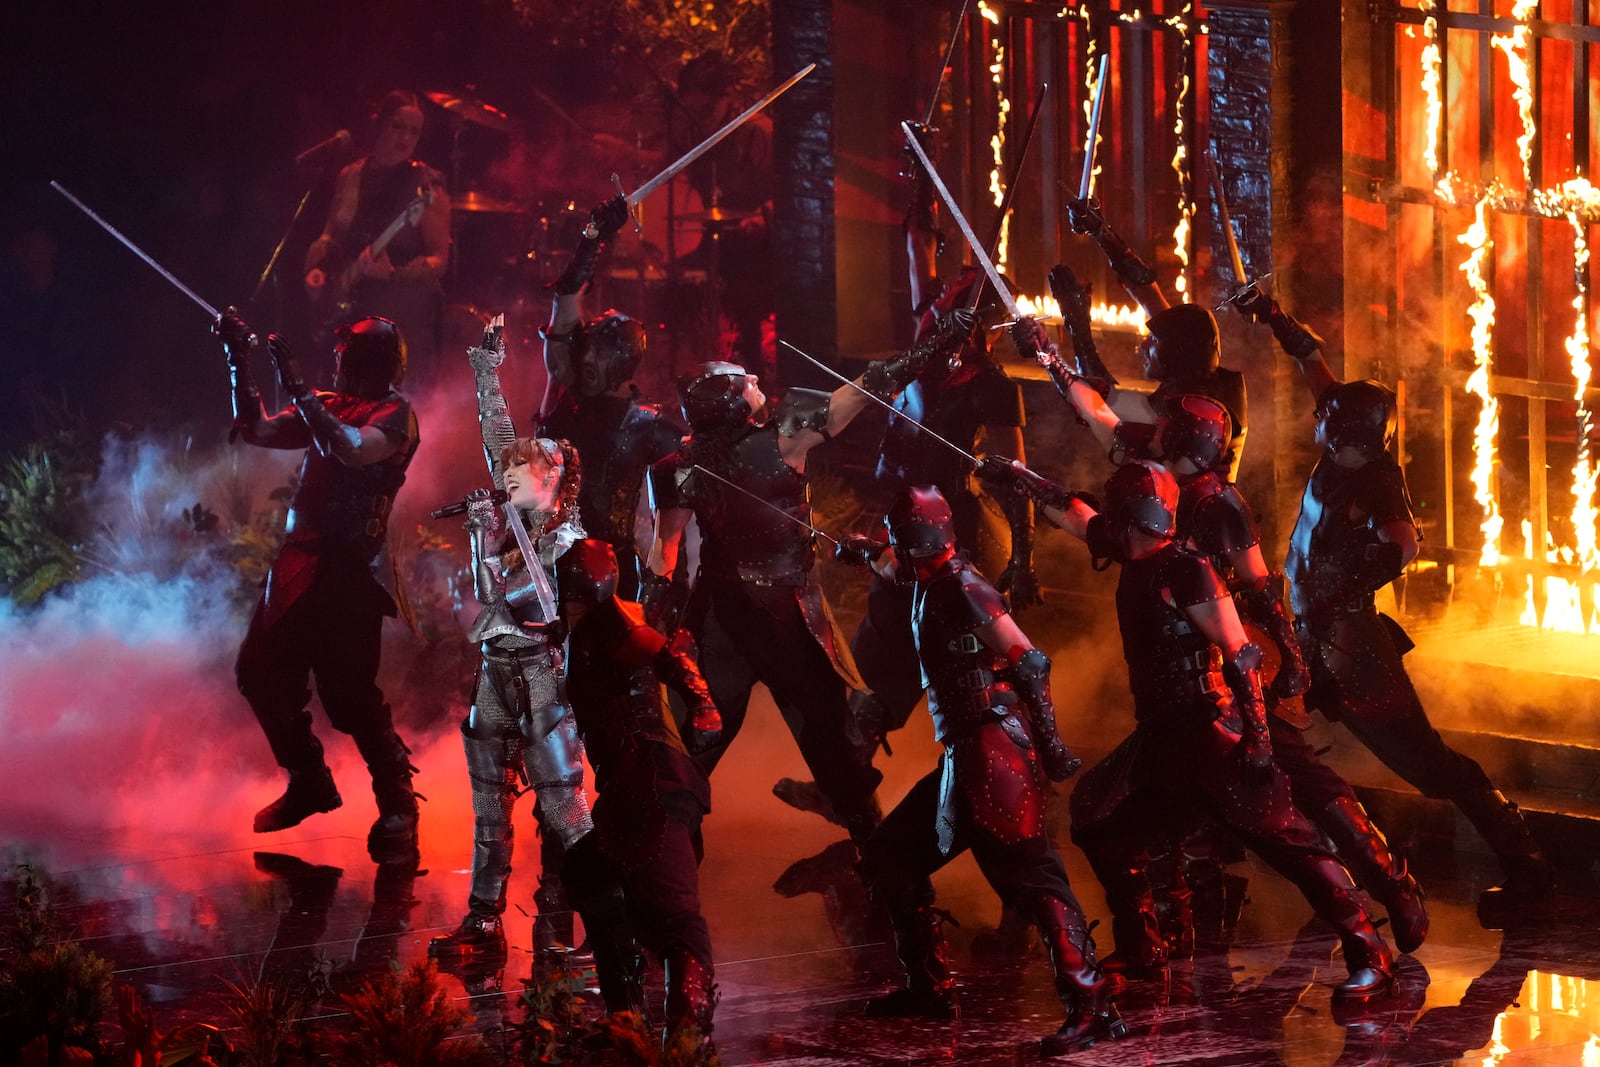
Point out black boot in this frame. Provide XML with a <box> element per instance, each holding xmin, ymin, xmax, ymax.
<box><xmin>662</xmin><ymin>946</ymin><xmax>717</xmax><ymax>1053</ymax></box>
<box><xmin>1092</xmin><ymin>861</ymin><xmax>1168</xmax><ymax>982</ymax></box>
<box><xmin>1320</xmin><ymin>796</ymin><xmax>1430</xmax><ymax>953</ymax></box>
<box><xmin>1287</xmin><ymin>853</ymin><xmax>1394</xmax><ymax>1001</ymax></box>
<box><xmin>354</xmin><ymin>718</ymin><xmax>420</xmax><ymax>865</ymax></box>
<box><xmin>533</xmin><ymin>830</ymin><xmax>581</xmax><ymax>959</ymax></box>
<box><xmin>428</xmin><ymin>912</ymin><xmax>507</xmax><ymax>960</ymax></box>
<box><xmin>865</xmin><ymin>903</ymin><xmax>958</xmax><ymax>1020</ymax></box>
<box><xmin>254</xmin><ymin>764</ymin><xmax>342</xmax><ymax>833</ymax></box>
<box><xmin>1032</xmin><ymin>896</ymin><xmax>1128</xmax><ymax>1057</ymax></box>
<box><xmin>1455</xmin><ymin>788</ymin><xmax>1555</xmax><ymax>893</ymax></box>
<box><xmin>586</xmin><ymin>884</ymin><xmax>646</xmax><ymax>1016</ymax></box>
<box><xmin>772</xmin><ymin>777</ymin><xmax>841</xmax><ymax>826</ymax></box>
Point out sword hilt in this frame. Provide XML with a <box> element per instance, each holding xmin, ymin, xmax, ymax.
<box><xmin>611</xmin><ymin>172</ymin><xmax>643</xmax><ymax>233</ymax></box>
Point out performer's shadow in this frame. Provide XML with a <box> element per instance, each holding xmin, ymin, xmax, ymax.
<box><xmin>772</xmin><ymin>839</ymin><xmax>891</xmax><ymax>971</ymax></box>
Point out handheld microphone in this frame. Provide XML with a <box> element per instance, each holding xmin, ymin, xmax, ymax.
<box><xmin>295</xmin><ymin>129</ymin><xmax>352</xmax><ymax>166</ymax></box>
<box><xmin>431</xmin><ymin>489</ymin><xmax>510</xmax><ymax>519</ymax></box>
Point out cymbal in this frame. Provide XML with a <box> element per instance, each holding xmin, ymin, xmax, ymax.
<box><xmin>451</xmin><ymin>191</ymin><xmax>524</xmax><ymax>214</ymax></box>
<box><xmin>426</xmin><ymin>89</ymin><xmax>516</xmax><ymax>131</ymax></box>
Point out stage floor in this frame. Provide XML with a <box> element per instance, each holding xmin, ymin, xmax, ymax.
<box><xmin>6</xmin><ymin>677</ymin><xmax>1600</xmax><ymax>1067</ymax></box>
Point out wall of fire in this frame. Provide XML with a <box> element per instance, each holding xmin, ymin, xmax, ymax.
<box><xmin>1346</xmin><ymin>0</ymin><xmax>1600</xmax><ymax>639</ymax></box>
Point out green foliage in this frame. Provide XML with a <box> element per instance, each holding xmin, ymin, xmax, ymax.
<box><xmin>327</xmin><ymin>958</ymin><xmax>494</xmax><ymax>1067</ymax></box>
<box><xmin>514</xmin><ymin>0</ymin><xmax>771</xmax><ymax>84</ymax></box>
<box><xmin>0</xmin><ymin>866</ymin><xmax>114</xmax><ymax>1062</ymax></box>
<box><xmin>0</xmin><ymin>433</ymin><xmax>96</xmax><ymax>605</ymax></box>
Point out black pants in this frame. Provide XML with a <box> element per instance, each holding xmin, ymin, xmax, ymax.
<box><xmin>564</xmin><ymin>789</ymin><xmax>713</xmax><ymax>970</ymax></box>
<box><xmin>689</xmin><ymin>580</ymin><xmax>882</xmax><ymax>822</ymax></box>
<box><xmin>235</xmin><ymin>564</ymin><xmax>399</xmax><ymax>775</ymax></box>
<box><xmin>861</xmin><ymin>764</ymin><xmax>1081</xmax><ymax>915</ymax></box>
<box><xmin>1305</xmin><ymin>613</ymin><xmax>1497</xmax><ymax>803</ymax></box>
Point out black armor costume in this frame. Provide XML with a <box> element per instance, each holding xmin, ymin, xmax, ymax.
<box><xmin>1284</xmin><ymin>384</ymin><xmax>1550</xmax><ymax>891</ymax></box>
<box><xmin>217</xmin><ymin>313</ymin><xmax>423</xmax><ymax>867</ymax></box>
<box><xmin>541</xmin><ymin>203</ymin><xmax>686</xmax><ymax>599</ymax></box>
<box><xmin>557</xmin><ymin>539</ymin><xmax>720</xmax><ymax>1045</ymax></box>
<box><xmin>648</xmin><ymin>383</ymin><xmax>884</xmax><ymax>843</ymax></box>
<box><xmin>858</xmin><ymin>487</ymin><xmax>1123</xmax><ymax>1057</ymax></box>
<box><xmin>983</xmin><ymin>458</ymin><xmax>1395</xmax><ymax>1000</ymax></box>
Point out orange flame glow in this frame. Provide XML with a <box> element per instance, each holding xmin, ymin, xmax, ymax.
<box><xmin>1420</xmin><ymin>1</ymin><xmax>1442</xmax><ymax>179</ymax></box>
<box><xmin>1015</xmin><ymin>292</ymin><xmax>1147</xmax><ymax>333</ymax></box>
<box><xmin>1490</xmin><ymin>1</ymin><xmax>1539</xmax><ymax>188</ymax></box>
<box><xmin>1459</xmin><ymin>197</ymin><xmax>1503</xmax><ymax>567</ymax></box>
<box><xmin>1567</xmin><ymin>212</ymin><xmax>1599</xmax><ymax>574</ymax></box>
<box><xmin>980</xmin><ymin>1</ymin><xmax>1012</xmax><ymax>268</ymax></box>
<box><xmin>1167</xmin><ymin>3</ymin><xmax>1196</xmax><ymax>298</ymax></box>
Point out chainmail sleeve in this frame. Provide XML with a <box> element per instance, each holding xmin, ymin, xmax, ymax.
<box><xmin>468</xmin><ymin>322</ymin><xmax>516</xmax><ymax>492</ymax></box>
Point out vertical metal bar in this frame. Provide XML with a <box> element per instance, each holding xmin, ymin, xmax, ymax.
<box><xmin>1039</xmin><ymin>14</ymin><xmax>1060</xmax><ymax>268</ymax></box>
<box><xmin>1129</xmin><ymin>9</ymin><xmax>1151</xmax><ymax>249</ymax></box>
<box><xmin>1526</xmin><ymin>23</ymin><xmax>1548</xmax><ymax>569</ymax></box>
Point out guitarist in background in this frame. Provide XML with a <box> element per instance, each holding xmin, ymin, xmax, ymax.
<box><xmin>304</xmin><ymin>90</ymin><xmax>450</xmax><ymax>386</ymax></box>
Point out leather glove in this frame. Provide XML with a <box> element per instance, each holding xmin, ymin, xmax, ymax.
<box><xmin>834</xmin><ymin>533</ymin><xmax>888</xmax><ymax>568</ymax></box>
<box><xmin>1238</xmin><ymin>729</ymin><xmax>1274</xmax><ymax>785</ymax></box>
<box><xmin>214</xmin><ymin>307</ymin><xmax>256</xmax><ymax>365</ymax></box>
<box><xmin>996</xmin><ymin>559</ymin><xmax>1042</xmax><ymax>612</ymax></box>
<box><xmin>1230</xmin><ymin>285</ymin><xmax>1276</xmax><ymax>324</ymax></box>
<box><xmin>1065</xmin><ymin>196</ymin><xmax>1106</xmax><ymax>236</ymax></box>
<box><xmin>1008</xmin><ymin>316</ymin><xmax>1056</xmax><ymax>364</ymax></box>
<box><xmin>586</xmin><ymin>194</ymin><xmax>631</xmax><ymax>241</ymax></box>
<box><xmin>267</xmin><ymin>334</ymin><xmax>310</xmax><ymax>399</ymax></box>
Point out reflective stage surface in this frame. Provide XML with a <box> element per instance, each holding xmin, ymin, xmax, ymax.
<box><xmin>5</xmin><ymin>677</ymin><xmax>1600</xmax><ymax>1067</ymax></box>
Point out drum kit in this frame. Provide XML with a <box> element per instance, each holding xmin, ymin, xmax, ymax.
<box><xmin>425</xmin><ymin>86</ymin><xmax>756</xmax><ymax>375</ymax></box>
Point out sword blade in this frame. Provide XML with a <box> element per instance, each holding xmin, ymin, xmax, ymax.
<box><xmin>687</xmin><ymin>462</ymin><xmax>837</xmax><ymax>547</ymax></box>
<box><xmin>923</xmin><ymin>0</ymin><xmax>973</xmax><ymax>127</ymax></box>
<box><xmin>1207</xmin><ymin>150</ymin><xmax>1248</xmax><ymax>286</ymax></box>
<box><xmin>1078</xmin><ymin>53</ymin><xmax>1111</xmax><ymax>201</ymax></box>
<box><xmin>629</xmin><ymin>63</ymin><xmax>817</xmax><ymax>206</ymax></box>
<box><xmin>502</xmin><ymin>503</ymin><xmax>559</xmax><ymax>623</ymax></box>
<box><xmin>900</xmin><ymin>121</ymin><xmax>1018</xmax><ymax>320</ymax></box>
<box><xmin>970</xmin><ymin>82</ymin><xmax>1049</xmax><ymax>312</ymax></box>
<box><xmin>780</xmin><ymin>339</ymin><xmax>979</xmax><ymax>467</ymax></box>
<box><xmin>51</xmin><ymin>181</ymin><xmax>219</xmax><ymax>319</ymax></box>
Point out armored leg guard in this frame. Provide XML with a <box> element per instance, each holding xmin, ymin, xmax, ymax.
<box><xmin>662</xmin><ymin>946</ymin><xmax>717</xmax><ymax>1052</ymax></box>
<box><xmin>1454</xmin><ymin>788</ymin><xmax>1555</xmax><ymax>893</ymax></box>
<box><xmin>1030</xmin><ymin>895</ymin><xmax>1128</xmax><ymax>1057</ymax></box>
<box><xmin>353</xmin><ymin>718</ymin><xmax>420</xmax><ymax>865</ymax></box>
<box><xmin>1320</xmin><ymin>797</ymin><xmax>1429</xmax><ymax>954</ymax></box>
<box><xmin>533</xmin><ymin>827</ymin><xmax>578</xmax><ymax>957</ymax></box>
<box><xmin>464</xmin><ymin>729</ymin><xmax>522</xmax><ymax>917</ymax></box>
<box><xmin>866</xmin><ymin>903</ymin><xmax>958</xmax><ymax>1020</ymax></box>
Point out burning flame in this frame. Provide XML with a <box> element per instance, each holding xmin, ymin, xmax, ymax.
<box><xmin>1015</xmin><ymin>292</ymin><xmax>1147</xmax><ymax>332</ymax></box>
<box><xmin>1568</xmin><ymin>209</ymin><xmax>1599</xmax><ymax>573</ymax></box>
<box><xmin>1167</xmin><ymin>3</ymin><xmax>1196</xmax><ymax>298</ymax></box>
<box><xmin>1459</xmin><ymin>197</ymin><xmax>1503</xmax><ymax>567</ymax></box>
<box><xmin>1490</xmin><ymin>1</ymin><xmax>1539</xmax><ymax>188</ymax></box>
<box><xmin>980</xmin><ymin>1</ymin><xmax>1012</xmax><ymax>268</ymax></box>
<box><xmin>1420</xmin><ymin>0</ymin><xmax>1442</xmax><ymax>178</ymax></box>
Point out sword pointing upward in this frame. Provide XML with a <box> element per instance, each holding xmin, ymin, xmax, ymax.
<box><xmin>779</xmin><ymin>339</ymin><xmax>980</xmax><ymax>468</ymax></box>
<box><xmin>688</xmin><ymin>463</ymin><xmax>838</xmax><ymax>548</ymax></box>
<box><xmin>1206</xmin><ymin>149</ymin><xmax>1273</xmax><ymax>310</ymax></box>
<box><xmin>900</xmin><ymin>121</ymin><xmax>1019</xmax><ymax>321</ymax></box>
<box><xmin>618</xmin><ymin>63</ymin><xmax>818</xmax><ymax>211</ymax></box>
<box><xmin>1078</xmin><ymin>53</ymin><xmax>1111</xmax><ymax>201</ymax></box>
<box><xmin>923</xmin><ymin>0</ymin><xmax>973</xmax><ymax>127</ymax></box>
<box><xmin>51</xmin><ymin>181</ymin><xmax>219</xmax><ymax>319</ymax></box>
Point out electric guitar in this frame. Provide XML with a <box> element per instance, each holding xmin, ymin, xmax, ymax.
<box><xmin>310</xmin><ymin>186</ymin><xmax>434</xmax><ymax>328</ymax></box>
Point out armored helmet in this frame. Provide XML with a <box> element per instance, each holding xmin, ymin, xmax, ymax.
<box><xmin>678</xmin><ymin>361</ymin><xmax>752</xmax><ymax>432</ymax></box>
<box><xmin>1316</xmin><ymin>379</ymin><xmax>1397</xmax><ymax>457</ymax></box>
<box><xmin>575</xmin><ymin>310</ymin><xmax>647</xmax><ymax>395</ymax></box>
<box><xmin>334</xmin><ymin>317</ymin><xmax>406</xmax><ymax>398</ymax></box>
<box><xmin>1141</xmin><ymin>303</ymin><xmax>1221</xmax><ymax>382</ymax></box>
<box><xmin>1103</xmin><ymin>459</ymin><xmax>1180</xmax><ymax>539</ymax></box>
<box><xmin>1159</xmin><ymin>394</ymin><xmax>1232</xmax><ymax>474</ymax></box>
